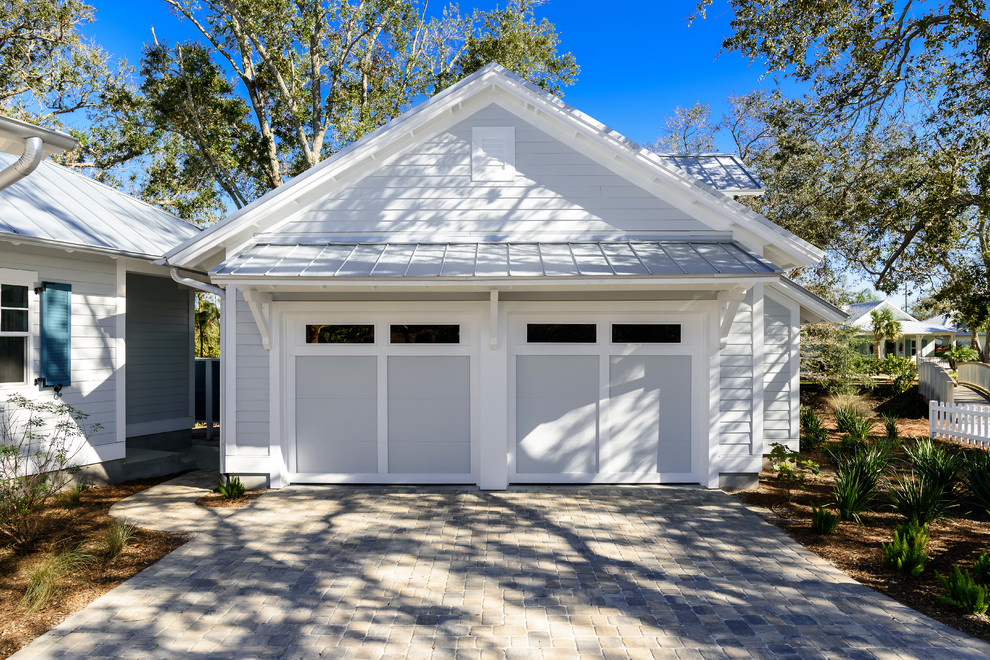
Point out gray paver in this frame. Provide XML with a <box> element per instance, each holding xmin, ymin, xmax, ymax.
<box><xmin>10</xmin><ymin>475</ymin><xmax>990</xmax><ymax>659</ymax></box>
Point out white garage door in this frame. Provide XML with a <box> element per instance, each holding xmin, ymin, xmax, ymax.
<box><xmin>286</xmin><ymin>315</ymin><xmax>478</xmax><ymax>483</ymax></box>
<box><xmin>510</xmin><ymin>315</ymin><xmax>702</xmax><ymax>483</ymax></box>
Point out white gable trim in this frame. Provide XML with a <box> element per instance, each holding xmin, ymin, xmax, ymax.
<box><xmin>166</xmin><ymin>65</ymin><xmax>822</xmax><ymax>272</ymax></box>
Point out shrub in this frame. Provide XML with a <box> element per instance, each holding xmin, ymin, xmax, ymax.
<box><xmin>941</xmin><ymin>345</ymin><xmax>980</xmax><ymax>370</ymax></box>
<box><xmin>965</xmin><ymin>451</ymin><xmax>990</xmax><ymax>514</ymax></box>
<box><xmin>878</xmin><ymin>356</ymin><xmax>916</xmax><ymax>393</ymax></box>
<box><xmin>904</xmin><ymin>437</ymin><xmax>962</xmax><ymax>501</ymax></box>
<box><xmin>846</xmin><ymin>416</ymin><xmax>875</xmax><ymax>444</ymax></box>
<box><xmin>888</xmin><ymin>472</ymin><xmax>955</xmax><ymax>524</ymax></box>
<box><xmin>800</xmin><ymin>408</ymin><xmax>829</xmax><ymax>453</ymax></box>
<box><xmin>802</xmin><ymin>324</ymin><xmax>872</xmax><ymax>394</ymax></box>
<box><xmin>20</xmin><ymin>548</ymin><xmax>93</xmax><ymax>613</ymax></box>
<box><xmin>61</xmin><ymin>481</ymin><xmax>93</xmax><ymax>509</ymax></box>
<box><xmin>101</xmin><ymin>520</ymin><xmax>135</xmax><ymax>561</ymax></box>
<box><xmin>880</xmin><ymin>413</ymin><xmax>899</xmax><ymax>440</ymax></box>
<box><xmin>974</xmin><ymin>551</ymin><xmax>990</xmax><ymax>585</ymax></box>
<box><xmin>882</xmin><ymin>520</ymin><xmax>930</xmax><ymax>577</ymax></box>
<box><xmin>810</xmin><ymin>505</ymin><xmax>840</xmax><ymax>534</ymax></box>
<box><xmin>833</xmin><ymin>406</ymin><xmax>864</xmax><ymax>435</ymax></box>
<box><xmin>217</xmin><ymin>475</ymin><xmax>246</xmax><ymax>500</ymax></box>
<box><xmin>0</xmin><ymin>395</ymin><xmax>102</xmax><ymax>547</ymax></box>
<box><xmin>937</xmin><ymin>565</ymin><xmax>989</xmax><ymax>615</ymax></box>
<box><xmin>831</xmin><ymin>445</ymin><xmax>890</xmax><ymax>523</ymax></box>
<box><xmin>768</xmin><ymin>443</ymin><xmax>819</xmax><ymax>501</ymax></box>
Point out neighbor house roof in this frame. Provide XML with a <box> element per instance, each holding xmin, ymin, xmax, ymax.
<box><xmin>846</xmin><ymin>300</ymin><xmax>956</xmax><ymax>335</ymax></box>
<box><xmin>0</xmin><ymin>153</ymin><xmax>200</xmax><ymax>259</ymax></box>
<box><xmin>212</xmin><ymin>240</ymin><xmax>779</xmax><ymax>280</ymax></box>
<box><xmin>660</xmin><ymin>154</ymin><xmax>763</xmax><ymax>195</ymax></box>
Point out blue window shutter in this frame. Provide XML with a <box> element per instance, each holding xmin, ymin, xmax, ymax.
<box><xmin>40</xmin><ymin>282</ymin><xmax>71</xmax><ymax>387</ymax></box>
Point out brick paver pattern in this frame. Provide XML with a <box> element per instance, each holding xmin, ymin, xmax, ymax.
<box><xmin>12</xmin><ymin>477</ymin><xmax>990</xmax><ymax>659</ymax></box>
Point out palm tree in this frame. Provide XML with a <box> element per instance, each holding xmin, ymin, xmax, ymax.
<box><xmin>870</xmin><ymin>307</ymin><xmax>901</xmax><ymax>359</ymax></box>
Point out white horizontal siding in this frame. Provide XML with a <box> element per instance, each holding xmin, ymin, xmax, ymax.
<box><xmin>764</xmin><ymin>295</ymin><xmax>795</xmax><ymax>446</ymax></box>
<box><xmin>235</xmin><ymin>290</ymin><xmax>269</xmax><ymax>451</ymax></box>
<box><xmin>720</xmin><ymin>292</ymin><xmax>753</xmax><ymax>449</ymax></box>
<box><xmin>273</xmin><ymin>104</ymin><xmax>716</xmax><ymax>241</ymax></box>
<box><xmin>0</xmin><ymin>244</ymin><xmax>117</xmax><ymax>451</ymax></box>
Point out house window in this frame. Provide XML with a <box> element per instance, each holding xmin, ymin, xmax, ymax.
<box><xmin>306</xmin><ymin>324</ymin><xmax>375</xmax><ymax>343</ymax></box>
<box><xmin>527</xmin><ymin>323</ymin><xmax>596</xmax><ymax>343</ymax></box>
<box><xmin>390</xmin><ymin>325</ymin><xmax>460</xmax><ymax>344</ymax></box>
<box><xmin>611</xmin><ymin>324</ymin><xmax>681</xmax><ymax>343</ymax></box>
<box><xmin>0</xmin><ymin>284</ymin><xmax>29</xmax><ymax>384</ymax></box>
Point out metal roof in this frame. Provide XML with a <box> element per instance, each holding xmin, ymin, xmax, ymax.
<box><xmin>661</xmin><ymin>154</ymin><xmax>764</xmax><ymax>194</ymax></box>
<box><xmin>0</xmin><ymin>153</ymin><xmax>200</xmax><ymax>258</ymax></box>
<box><xmin>213</xmin><ymin>241</ymin><xmax>780</xmax><ymax>279</ymax></box>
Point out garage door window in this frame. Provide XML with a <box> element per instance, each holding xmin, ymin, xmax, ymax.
<box><xmin>306</xmin><ymin>324</ymin><xmax>375</xmax><ymax>343</ymax></box>
<box><xmin>611</xmin><ymin>324</ymin><xmax>681</xmax><ymax>343</ymax></box>
<box><xmin>390</xmin><ymin>324</ymin><xmax>459</xmax><ymax>344</ymax></box>
<box><xmin>526</xmin><ymin>323</ymin><xmax>596</xmax><ymax>343</ymax></box>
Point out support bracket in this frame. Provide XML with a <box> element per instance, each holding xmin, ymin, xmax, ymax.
<box><xmin>489</xmin><ymin>289</ymin><xmax>499</xmax><ymax>350</ymax></box>
<box><xmin>243</xmin><ymin>289</ymin><xmax>274</xmax><ymax>351</ymax></box>
<box><xmin>717</xmin><ymin>289</ymin><xmax>747</xmax><ymax>350</ymax></box>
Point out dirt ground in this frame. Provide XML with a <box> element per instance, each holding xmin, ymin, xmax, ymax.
<box><xmin>0</xmin><ymin>476</ymin><xmax>188</xmax><ymax>658</ymax></box>
<box><xmin>735</xmin><ymin>384</ymin><xmax>990</xmax><ymax>644</ymax></box>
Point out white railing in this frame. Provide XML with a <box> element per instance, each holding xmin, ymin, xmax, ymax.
<box><xmin>959</xmin><ymin>362</ymin><xmax>990</xmax><ymax>396</ymax></box>
<box><xmin>918</xmin><ymin>358</ymin><xmax>955</xmax><ymax>404</ymax></box>
<box><xmin>930</xmin><ymin>400</ymin><xmax>990</xmax><ymax>448</ymax></box>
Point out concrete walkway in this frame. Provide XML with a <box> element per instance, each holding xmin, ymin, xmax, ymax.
<box><xmin>11</xmin><ymin>476</ymin><xmax>990</xmax><ymax>659</ymax></box>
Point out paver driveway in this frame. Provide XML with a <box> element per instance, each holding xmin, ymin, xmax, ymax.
<box><xmin>12</xmin><ymin>475</ymin><xmax>990</xmax><ymax>659</ymax></box>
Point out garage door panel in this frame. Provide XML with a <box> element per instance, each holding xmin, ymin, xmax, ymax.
<box><xmin>607</xmin><ymin>357</ymin><xmax>660</xmax><ymax>473</ymax></box>
<box><xmin>389</xmin><ymin>441</ymin><xmax>471</xmax><ymax>474</ymax></box>
<box><xmin>516</xmin><ymin>355</ymin><xmax>599</xmax><ymax>474</ymax></box>
<box><xmin>387</xmin><ymin>355</ymin><xmax>470</xmax><ymax>398</ymax></box>
<box><xmin>296</xmin><ymin>356</ymin><xmax>376</xmax><ymax>398</ymax></box>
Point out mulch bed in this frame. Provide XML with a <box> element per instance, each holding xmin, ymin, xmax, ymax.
<box><xmin>734</xmin><ymin>384</ymin><xmax>990</xmax><ymax>644</ymax></box>
<box><xmin>0</xmin><ymin>475</ymin><xmax>189</xmax><ymax>659</ymax></box>
<box><xmin>196</xmin><ymin>489</ymin><xmax>266</xmax><ymax>508</ymax></box>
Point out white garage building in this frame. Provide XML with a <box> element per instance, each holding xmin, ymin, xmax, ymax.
<box><xmin>164</xmin><ymin>65</ymin><xmax>843</xmax><ymax>490</ymax></box>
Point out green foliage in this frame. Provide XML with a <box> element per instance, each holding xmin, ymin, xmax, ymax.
<box><xmin>879</xmin><ymin>413</ymin><xmax>899</xmax><ymax>441</ymax></box>
<box><xmin>965</xmin><ymin>451</ymin><xmax>990</xmax><ymax>514</ymax></box>
<box><xmin>888</xmin><ymin>472</ymin><xmax>955</xmax><ymax>526</ymax></box>
<box><xmin>217</xmin><ymin>476</ymin><xmax>246</xmax><ymax>500</ymax></box>
<box><xmin>833</xmin><ymin>406</ymin><xmax>865</xmax><ymax>436</ymax></box>
<box><xmin>800</xmin><ymin>324</ymin><xmax>872</xmax><ymax>395</ymax></box>
<box><xmin>973</xmin><ymin>551</ymin><xmax>990</xmax><ymax>585</ymax></box>
<box><xmin>100</xmin><ymin>520</ymin><xmax>134</xmax><ymax>561</ymax></box>
<box><xmin>60</xmin><ymin>481</ymin><xmax>92</xmax><ymax>509</ymax></box>
<box><xmin>767</xmin><ymin>443</ymin><xmax>819</xmax><ymax>502</ymax></box>
<box><xmin>882</xmin><ymin>520</ymin><xmax>930</xmax><ymax>578</ymax></box>
<box><xmin>938</xmin><ymin>566</ymin><xmax>989</xmax><ymax>616</ymax></box>
<box><xmin>810</xmin><ymin>504</ymin><xmax>840</xmax><ymax>534</ymax></box>
<box><xmin>20</xmin><ymin>547</ymin><xmax>93</xmax><ymax>614</ymax></box>
<box><xmin>870</xmin><ymin>309</ymin><xmax>900</xmax><ymax>360</ymax></box>
<box><xmin>904</xmin><ymin>438</ymin><xmax>962</xmax><ymax>501</ymax></box>
<box><xmin>799</xmin><ymin>407</ymin><xmax>829</xmax><ymax>453</ymax></box>
<box><xmin>939</xmin><ymin>345</ymin><xmax>980</xmax><ymax>370</ymax></box>
<box><xmin>0</xmin><ymin>395</ymin><xmax>101</xmax><ymax>548</ymax></box>
<box><xmin>831</xmin><ymin>445</ymin><xmax>890</xmax><ymax>523</ymax></box>
<box><xmin>195</xmin><ymin>293</ymin><xmax>220</xmax><ymax>358</ymax></box>
<box><xmin>876</xmin><ymin>356</ymin><xmax>916</xmax><ymax>394</ymax></box>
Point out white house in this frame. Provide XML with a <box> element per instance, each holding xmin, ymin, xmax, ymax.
<box><xmin>845</xmin><ymin>300</ymin><xmax>956</xmax><ymax>359</ymax></box>
<box><xmin>0</xmin><ymin>116</ymin><xmax>203</xmax><ymax>482</ymax></box>
<box><xmin>165</xmin><ymin>64</ymin><xmax>844</xmax><ymax>490</ymax></box>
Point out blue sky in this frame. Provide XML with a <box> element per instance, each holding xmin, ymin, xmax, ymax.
<box><xmin>83</xmin><ymin>0</ymin><xmax>784</xmax><ymax>150</ymax></box>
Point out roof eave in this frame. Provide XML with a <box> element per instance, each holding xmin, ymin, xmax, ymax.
<box><xmin>0</xmin><ymin>231</ymin><xmax>168</xmax><ymax>262</ymax></box>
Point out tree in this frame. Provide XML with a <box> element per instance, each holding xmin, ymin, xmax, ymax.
<box><xmin>90</xmin><ymin>0</ymin><xmax>577</xmax><ymax>223</ymax></box>
<box><xmin>870</xmin><ymin>307</ymin><xmax>901</xmax><ymax>359</ymax></box>
<box><xmin>650</xmin><ymin>102</ymin><xmax>717</xmax><ymax>153</ymax></box>
<box><xmin>195</xmin><ymin>294</ymin><xmax>221</xmax><ymax>358</ymax></box>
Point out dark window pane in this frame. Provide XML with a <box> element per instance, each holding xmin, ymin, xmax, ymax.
<box><xmin>527</xmin><ymin>323</ymin><xmax>596</xmax><ymax>343</ymax></box>
<box><xmin>390</xmin><ymin>325</ymin><xmax>460</xmax><ymax>344</ymax></box>
<box><xmin>0</xmin><ymin>336</ymin><xmax>25</xmax><ymax>383</ymax></box>
<box><xmin>612</xmin><ymin>324</ymin><xmax>681</xmax><ymax>343</ymax></box>
<box><xmin>1</xmin><ymin>309</ymin><xmax>27</xmax><ymax>332</ymax></box>
<box><xmin>1</xmin><ymin>284</ymin><xmax>27</xmax><ymax>309</ymax></box>
<box><xmin>306</xmin><ymin>324</ymin><xmax>375</xmax><ymax>343</ymax></box>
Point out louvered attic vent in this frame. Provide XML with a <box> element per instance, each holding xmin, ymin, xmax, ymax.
<box><xmin>471</xmin><ymin>127</ymin><xmax>515</xmax><ymax>182</ymax></box>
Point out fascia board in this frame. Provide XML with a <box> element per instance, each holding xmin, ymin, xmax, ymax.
<box><xmin>0</xmin><ymin>231</ymin><xmax>162</xmax><ymax>261</ymax></box>
<box><xmin>769</xmin><ymin>279</ymin><xmax>846</xmax><ymax>324</ymax></box>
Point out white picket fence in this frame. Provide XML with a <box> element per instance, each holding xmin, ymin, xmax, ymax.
<box><xmin>929</xmin><ymin>400</ymin><xmax>990</xmax><ymax>448</ymax></box>
<box><xmin>918</xmin><ymin>358</ymin><xmax>955</xmax><ymax>404</ymax></box>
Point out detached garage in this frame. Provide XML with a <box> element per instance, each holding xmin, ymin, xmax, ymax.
<box><xmin>163</xmin><ymin>64</ymin><xmax>844</xmax><ymax>490</ymax></box>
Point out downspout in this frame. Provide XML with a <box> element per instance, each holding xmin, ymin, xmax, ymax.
<box><xmin>0</xmin><ymin>137</ymin><xmax>44</xmax><ymax>192</ymax></box>
<box><xmin>169</xmin><ymin>267</ymin><xmax>225</xmax><ymax>296</ymax></box>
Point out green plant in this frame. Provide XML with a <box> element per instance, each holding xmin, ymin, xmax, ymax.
<box><xmin>940</xmin><ymin>345</ymin><xmax>980</xmax><ymax>370</ymax></box>
<box><xmin>846</xmin><ymin>416</ymin><xmax>875</xmax><ymax>444</ymax></box>
<box><xmin>904</xmin><ymin>437</ymin><xmax>962</xmax><ymax>501</ymax></box>
<box><xmin>799</xmin><ymin>408</ymin><xmax>829</xmax><ymax>453</ymax></box>
<box><xmin>61</xmin><ymin>481</ymin><xmax>93</xmax><ymax>509</ymax></box>
<box><xmin>973</xmin><ymin>551</ymin><xmax>990</xmax><ymax>584</ymax></box>
<box><xmin>0</xmin><ymin>395</ymin><xmax>102</xmax><ymax>547</ymax></box>
<box><xmin>833</xmin><ymin>406</ymin><xmax>864</xmax><ymax>435</ymax></box>
<box><xmin>217</xmin><ymin>475</ymin><xmax>246</xmax><ymax>500</ymax></box>
<box><xmin>888</xmin><ymin>472</ymin><xmax>955</xmax><ymax>524</ymax></box>
<box><xmin>101</xmin><ymin>520</ymin><xmax>135</xmax><ymax>561</ymax></box>
<box><xmin>965</xmin><ymin>451</ymin><xmax>990</xmax><ymax>514</ymax></box>
<box><xmin>831</xmin><ymin>445</ymin><xmax>890</xmax><ymax>523</ymax></box>
<box><xmin>879</xmin><ymin>413</ymin><xmax>899</xmax><ymax>440</ymax></box>
<box><xmin>810</xmin><ymin>504</ymin><xmax>840</xmax><ymax>534</ymax></box>
<box><xmin>20</xmin><ymin>548</ymin><xmax>93</xmax><ymax>613</ymax></box>
<box><xmin>882</xmin><ymin>520</ymin><xmax>930</xmax><ymax>577</ymax></box>
<box><xmin>937</xmin><ymin>565</ymin><xmax>989</xmax><ymax>615</ymax></box>
<box><xmin>767</xmin><ymin>443</ymin><xmax>820</xmax><ymax>501</ymax></box>
<box><xmin>877</xmin><ymin>356</ymin><xmax>916</xmax><ymax>393</ymax></box>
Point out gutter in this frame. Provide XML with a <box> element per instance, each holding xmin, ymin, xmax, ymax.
<box><xmin>169</xmin><ymin>267</ymin><xmax>225</xmax><ymax>296</ymax></box>
<box><xmin>0</xmin><ymin>137</ymin><xmax>43</xmax><ymax>192</ymax></box>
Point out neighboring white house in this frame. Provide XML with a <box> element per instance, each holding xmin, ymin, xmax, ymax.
<box><xmin>165</xmin><ymin>64</ymin><xmax>844</xmax><ymax>491</ymax></box>
<box><xmin>845</xmin><ymin>300</ymin><xmax>957</xmax><ymax>359</ymax></box>
<box><xmin>920</xmin><ymin>312</ymin><xmax>986</xmax><ymax>354</ymax></box>
<box><xmin>0</xmin><ymin>115</ymin><xmax>203</xmax><ymax>482</ymax></box>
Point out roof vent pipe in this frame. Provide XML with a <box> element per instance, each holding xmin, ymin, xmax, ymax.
<box><xmin>0</xmin><ymin>136</ymin><xmax>44</xmax><ymax>193</ymax></box>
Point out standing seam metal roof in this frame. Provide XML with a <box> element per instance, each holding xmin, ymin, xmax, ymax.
<box><xmin>212</xmin><ymin>241</ymin><xmax>780</xmax><ymax>278</ymax></box>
